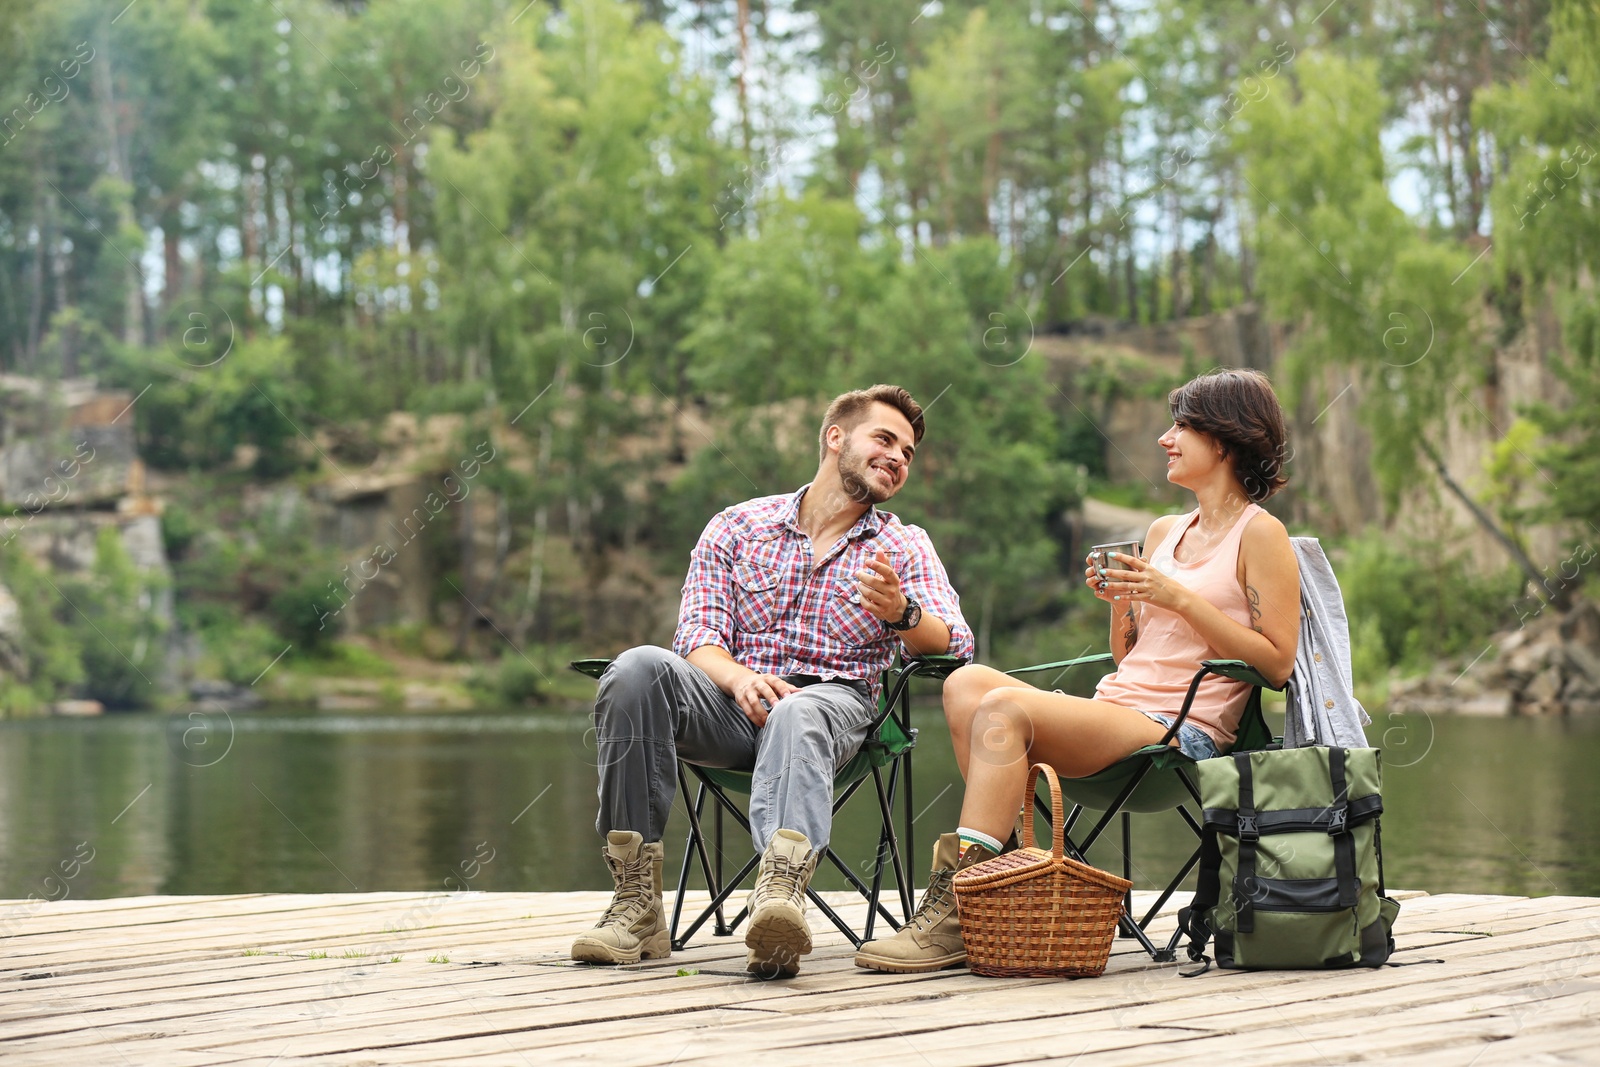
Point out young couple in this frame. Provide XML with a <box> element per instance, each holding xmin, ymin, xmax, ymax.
<box><xmin>571</xmin><ymin>371</ymin><xmax>1301</xmax><ymax>977</ymax></box>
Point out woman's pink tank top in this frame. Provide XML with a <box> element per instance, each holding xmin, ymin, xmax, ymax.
<box><xmin>1093</xmin><ymin>503</ymin><xmax>1262</xmax><ymax>749</ymax></box>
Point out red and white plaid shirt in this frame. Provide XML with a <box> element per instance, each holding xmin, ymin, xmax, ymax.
<box><xmin>673</xmin><ymin>485</ymin><xmax>973</xmax><ymax>704</ymax></box>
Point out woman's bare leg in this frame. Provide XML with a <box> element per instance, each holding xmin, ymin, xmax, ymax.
<box><xmin>953</xmin><ymin>686</ymin><xmax>1170</xmax><ymax>843</ymax></box>
<box><xmin>942</xmin><ymin>663</ymin><xmax>1036</xmax><ymax>781</ymax></box>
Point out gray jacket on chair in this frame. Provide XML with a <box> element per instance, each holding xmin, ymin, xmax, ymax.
<box><xmin>1284</xmin><ymin>537</ymin><xmax>1370</xmax><ymax>748</ymax></box>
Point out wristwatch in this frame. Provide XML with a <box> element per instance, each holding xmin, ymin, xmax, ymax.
<box><xmin>886</xmin><ymin>594</ymin><xmax>922</xmax><ymax>632</ymax></box>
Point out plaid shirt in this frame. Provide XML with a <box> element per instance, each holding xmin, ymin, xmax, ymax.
<box><xmin>673</xmin><ymin>485</ymin><xmax>974</xmax><ymax>703</ymax></box>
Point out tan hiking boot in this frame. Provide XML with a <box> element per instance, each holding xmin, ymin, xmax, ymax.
<box><xmin>571</xmin><ymin>830</ymin><xmax>669</xmax><ymax>964</ymax></box>
<box><xmin>853</xmin><ymin>834</ymin><xmax>997</xmax><ymax>973</ymax></box>
<box><xmin>744</xmin><ymin>828</ymin><xmax>820</xmax><ymax>978</ymax></box>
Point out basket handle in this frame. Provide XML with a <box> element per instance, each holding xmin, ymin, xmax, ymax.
<box><xmin>1020</xmin><ymin>763</ymin><xmax>1067</xmax><ymax>861</ymax></box>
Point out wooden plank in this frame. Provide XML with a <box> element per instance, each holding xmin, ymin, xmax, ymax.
<box><xmin>0</xmin><ymin>890</ymin><xmax>1592</xmax><ymax>1067</ymax></box>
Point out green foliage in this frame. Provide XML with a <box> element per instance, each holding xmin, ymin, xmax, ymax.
<box><xmin>0</xmin><ymin>0</ymin><xmax>1585</xmax><ymax>695</ymax></box>
<box><xmin>1527</xmin><ymin>297</ymin><xmax>1600</xmax><ymax>532</ymax></box>
<box><xmin>59</xmin><ymin>528</ymin><xmax>169</xmax><ymax>709</ymax></box>
<box><xmin>1479</xmin><ymin>4</ymin><xmax>1600</xmax><ymax>536</ymax></box>
<box><xmin>1336</xmin><ymin>530</ymin><xmax>1520</xmax><ymax>674</ymax></box>
<box><xmin>1236</xmin><ymin>53</ymin><xmax>1475</xmax><ymax>504</ymax></box>
<box><xmin>472</xmin><ymin>654</ymin><xmax>546</xmax><ymax>707</ymax></box>
<box><xmin>0</xmin><ymin>544</ymin><xmax>85</xmax><ymax>706</ymax></box>
<box><xmin>112</xmin><ymin>338</ymin><xmax>313</xmax><ymax>476</ymax></box>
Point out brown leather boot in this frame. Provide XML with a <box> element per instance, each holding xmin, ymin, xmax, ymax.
<box><xmin>853</xmin><ymin>833</ymin><xmax>997</xmax><ymax>973</ymax></box>
<box><xmin>571</xmin><ymin>831</ymin><xmax>669</xmax><ymax>964</ymax></box>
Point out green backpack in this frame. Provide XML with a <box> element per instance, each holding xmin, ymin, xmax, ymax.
<box><xmin>1178</xmin><ymin>746</ymin><xmax>1400</xmax><ymax>970</ymax></box>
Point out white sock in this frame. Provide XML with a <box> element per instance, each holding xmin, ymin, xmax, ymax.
<box><xmin>956</xmin><ymin>827</ymin><xmax>1004</xmax><ymax>855</ymax></box>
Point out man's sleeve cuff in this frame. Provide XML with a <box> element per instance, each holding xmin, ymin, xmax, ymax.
<box><xmin>673</xmin><ymin>626</ymin><xmax>729</xmax><ymax>658</ymax></box>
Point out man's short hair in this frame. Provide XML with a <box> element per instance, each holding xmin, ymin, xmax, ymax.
<box><xmin>818</xmin><ymin>385</ymin><xmax>925</xmax><ymax>464</ymax></box>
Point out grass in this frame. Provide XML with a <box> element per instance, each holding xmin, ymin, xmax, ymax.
<box><xmin>389</xmin><ymin>955</ymin><xmax>403</xmax><ymax>963</ymax></box>
<box><xmin>285</xmin><ymin>641</ymin><xmax>398</xmax><ymax>679</ymax></box>
<box><xmin>339</xmin><ymin>948</ymin><xmax>369</xmax><ymax>959</ymax></box>
<box><xmin>426</xmin><ymin>954</ymin><xmax>450</xmax><ymax>964</ymax></box>
<box><xmin>307</xmin><ymin>950</ymin><xmax>328</xmax><ymax>960</ymax></box>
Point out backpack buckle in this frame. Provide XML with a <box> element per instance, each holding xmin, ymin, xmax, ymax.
<box><xmin>1237</xmin><ymin>814</ymin><xmax>1259</xmax><ymax>841</ymax></box>
<box><xmin>1328</xmin><ymin>806</ymin><xmax>1348</xmax><ymax>835</ymax></box>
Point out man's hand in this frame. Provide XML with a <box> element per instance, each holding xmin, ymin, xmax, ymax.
<box><xmin>731</xmin><ymin>672</ymin><xmax>800</xmax><ymax>728</ymax></box>
<box><xmin>855</xmin><ymin>551</ymin><xmax>907</xmax><ymax>623</ymax></box>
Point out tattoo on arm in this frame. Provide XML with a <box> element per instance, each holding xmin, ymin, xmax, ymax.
<box><xmin>1123</xmin><ymin>604</ymin><xmax>1138</xmax><ymax>649</ymax></box>
<box><xmin>1246</xmin><ymin>584</ymin><xmax>1263</xmax><ymax>634</ymax></box>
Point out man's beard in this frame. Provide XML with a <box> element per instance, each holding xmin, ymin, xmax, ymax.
<box><xmin>838</xmin><ymin>441</ymin><xmax>895</xmax><ymax>505</ymax></box>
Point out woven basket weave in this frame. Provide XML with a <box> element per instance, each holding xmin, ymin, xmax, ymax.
<box><xmin>953</xmin><ymin>763</ymin><xmax>1132</xmax><ymax>977</ymax></box>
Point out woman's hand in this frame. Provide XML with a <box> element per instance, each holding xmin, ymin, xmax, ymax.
<box><xmin>1101</xmin><ymin>553</ymin><xmax>1190</xmax><ymax>613</ymax></box>
<box><xmin>1083</xmin><ymin>553</ymin><xmax>1115</xmax><ymax>602</ymax></box>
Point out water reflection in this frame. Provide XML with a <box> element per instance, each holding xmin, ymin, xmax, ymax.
<box><xmin>1</xmin><ymin>704</ymin><xmax>1596</xmax><ymax>901</ymax></box>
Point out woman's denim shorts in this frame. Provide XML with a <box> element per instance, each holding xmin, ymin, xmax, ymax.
<box><xmin>1140</xmin><ymin>712</ymin><xmax>1220</xmax><ymax>761</ymax></box>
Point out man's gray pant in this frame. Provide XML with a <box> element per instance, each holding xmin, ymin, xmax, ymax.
<box><xmin>593</xmin><ymin>646</ymin><xmax>878</xmax><ymax>851</ymax></box>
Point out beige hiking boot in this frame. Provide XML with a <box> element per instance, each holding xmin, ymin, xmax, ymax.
<box><xmin>744</xmin><ymin>828</ymin><xmax>820</xmax><ymax>978</ymax></box>
<box><xmin>853</xmin><ymin>833</ymin><xmax>996</xmax><ymax>973</ymax></box>
<box><xmin>571</xmin><ymin>830</ymin><xmax>669</xmax><ymax>964</ymax></box>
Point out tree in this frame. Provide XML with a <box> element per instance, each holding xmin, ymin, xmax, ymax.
<box><xmin>1478</xmin><ymin>0</ymin><xmax>1600</xmax><ymax>548</ymax></box>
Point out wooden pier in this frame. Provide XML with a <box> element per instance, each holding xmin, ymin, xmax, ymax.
<box><xmin>1</xmin><ymin>889</ymin><xmax>1596</xmax><ymax>1065</ymax></box>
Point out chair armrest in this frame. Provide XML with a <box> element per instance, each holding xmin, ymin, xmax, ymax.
<box><xmin>895</xmin><ymin>654</ymin><xmax>968</xmax><ymax>681</ymax></box>
<box><xmin>1201</xmin><ymin>659</ymin><xmax>1284</xmax><ymax>692</ymax></box>
<box><xmin>569</xmin><ymin>658</ymin><xmax>612</xmax><ymax>680</ymax></box>
<box><xmin>1005</xmin><ymin>652</ymin><xmax>1115</xmax><ymax>677</ymax></box>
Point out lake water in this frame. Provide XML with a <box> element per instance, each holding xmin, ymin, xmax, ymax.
<box><xmin>2</xmin><ymin>703</ymin><xmax>1597</xmax><ymax>905</ymax></box>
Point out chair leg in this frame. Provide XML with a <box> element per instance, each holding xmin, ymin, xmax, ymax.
<box><xmin>677</xmin><ymin>854</ymin><xmax>760</xmax><ymax>949</ymax></box>
<box><xmin>713</xmin><ymin>798</ymin><xmax>728</xmax><ymax>935</ymax></box>
<box><xmin>674</xmin><ymin>768</ymin><xmax>736</xmax><ymax>949</ymax></box>
<box><xmin>669</xmin><ymin>778</ymin><xmax>699</xmax><ymax>949</ymax></box>
<box><xmin>1122</xmin><ymin>811</ymin><xmax>1135</xmax><ymax>934</ymax></box>
<box><xmin>820</xmin><ymin>845</ymin><xmax>902</xmax><ymax>931</ymax></box>
<box><xmin>861</xmin><ymin>763</ymin><xmax>912</xmax><ymax>941</ymax></box>
<box><xmin>902</xmin><ymin>745</ymin><xmax>916</xmax><ymax>920</ymax></box>
<box><xmin>880</xmin><ymin>762</ymin><xmax>914</xmax><ymax>921</ymax></box>
<box><xmin>807</xmin><ymin>874</ymin><xmax>869</xmax><ymax>948</ymax></box>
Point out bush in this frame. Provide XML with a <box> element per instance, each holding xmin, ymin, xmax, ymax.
<box><xmin>62</xmin><ymin>528</ymin><xmax>169</xmax><ymax>709</ymax></box>
<box><xmin>1336</xmin><ymin>528</ymin><xmax>1520</xmax><ymax>675</ymax></box>
<box><xmin>474</xmin><ymin>654</ymin><xmax>545</xmax><ymax>707</ymax></box>
<box><xmin>0</xmin><ymin>545</ymin><xmax>86</xmax><ymax>705</ymax></box>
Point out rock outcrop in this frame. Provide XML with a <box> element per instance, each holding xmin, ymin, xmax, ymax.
<box><xmin>1388</xmin><ymin>599</ymin><xmax>1600</xmax><ymax>716</ymax></box>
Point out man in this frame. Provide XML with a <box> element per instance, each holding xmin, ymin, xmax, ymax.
<box><xmin>572</xmin><ymin>384</ymin><xmax>973</xmax><ymax>977</ymax></box>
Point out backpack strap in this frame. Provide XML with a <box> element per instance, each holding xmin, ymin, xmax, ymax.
<box><xmin>1232</xmin><ymin>750</ymin><xmax>1259</xmax><ymax>934</ymax></box>
<box><xmin>1328</xmin><ymin>747</ymin><xmax>1359</xmax><ymax>910</ymax></box>
<box><xmin>1179</xmin><ymin>824</ymin><xmax>1222</xmax><ymax>972</ymax></box>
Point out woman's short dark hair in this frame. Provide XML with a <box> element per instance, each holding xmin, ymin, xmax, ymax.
<box><xmin>1168</xmin><ymin>369</ymin><xmax>1290</xmax><ymax>502</ymax></box>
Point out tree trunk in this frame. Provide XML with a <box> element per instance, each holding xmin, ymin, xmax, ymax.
<box><xmin>92</xmin><ymin>32</ymin><xmax>143</xmax><ymax>345</ymax></box>
<box><xmin>511</xmin><ymin>360</ymin><xmax>569</xmax><ymax>646</ymax></box>
<box><xmin>736</xmin><ymin>0</ymin><xmax>752</xmax><ymax>158</ymax></box>
<box><xmin>162</xmin><ymin>210</ymin><xmax>182</xmax><ymax>315</ymax></box>
<box><xmin>1420</xmin><ymin>439</ymin><xmax>1565</xmax><ymax>606</ymax></box>
<box><xmin>25</xmin><ymin>177</ymin><xmax>48</xmax><ymax>369</ymax></box>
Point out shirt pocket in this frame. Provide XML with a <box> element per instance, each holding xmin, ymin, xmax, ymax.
<box><xmin>826</xmin><ymin>576</ymin><xmax>887</xmax><ymax>648</ymax></box>
<box><xmin>732</xmin><ymin>560</ymin><xmax>780</xmax><ymax>633</ymax></box>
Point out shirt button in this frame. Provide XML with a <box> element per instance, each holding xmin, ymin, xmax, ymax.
<box><xmin>1324</xmin><ymin>699</ymin><xmax>1335</xmax><ymax>709</ymax></box>
<box><xmin>1313</xmin><ymin>653</ymin><xmax>1323</xmax><ymax>663</ymax></box>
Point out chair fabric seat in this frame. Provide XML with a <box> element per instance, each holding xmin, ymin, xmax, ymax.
<box><xmin>697</xmin><ymin>713</ymin><xmax>915</xmax><ymax>796</ymax></box>
<box><xmin>1059</xmin><ymin>745</ymin><xmax>1200</xmax><ymax>813</ymax></box>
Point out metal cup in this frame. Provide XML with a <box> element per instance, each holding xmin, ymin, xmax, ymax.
<box><xmin>1088</xmin><ymin>539</ymin><xmax>1142</xmax><ymax>579</ymax></box>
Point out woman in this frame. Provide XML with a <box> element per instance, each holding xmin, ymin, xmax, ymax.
<box><xmin>855</xmin><ymin>368</ymin><xmax>1301</xmax><ymax>973</ymax></box>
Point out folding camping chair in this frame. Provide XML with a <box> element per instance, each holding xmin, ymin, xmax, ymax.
<box><xmin>570</xmin><ymin>653</ymin><xmax>966</xmax><ymax>950</ymax></box>
<box><xmin>1004</xmin><ymin>653</ymin><xmax>1281</xmax><ymax>962</ymax></box>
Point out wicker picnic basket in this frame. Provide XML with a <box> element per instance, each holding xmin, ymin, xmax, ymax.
<box><xmin>953</xmin><ymin>763</ymin><xmax>1132</xmax><ymax>977</ymax></box>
